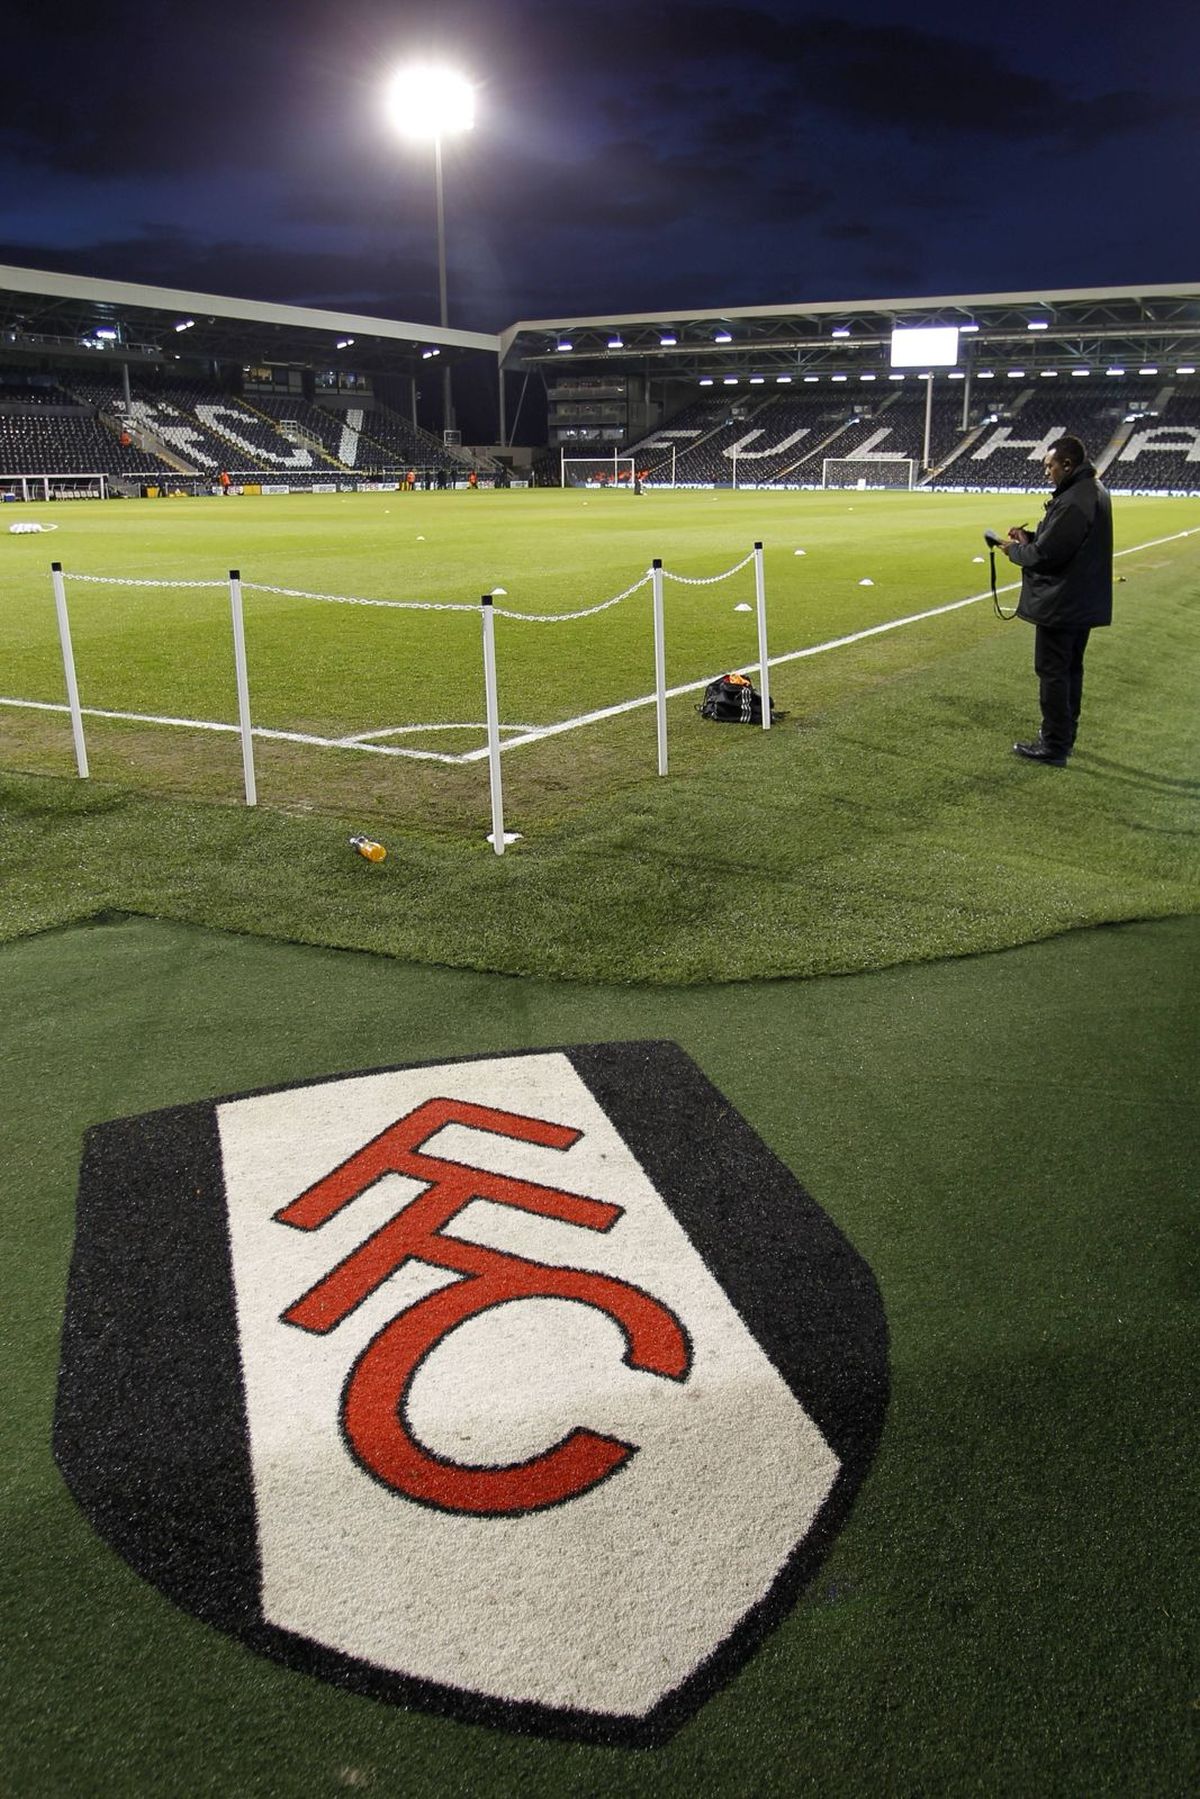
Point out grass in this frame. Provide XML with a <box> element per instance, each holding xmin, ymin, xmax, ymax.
<box><xmin>2</xmin><ymin>489</ymin><xmax>1198</xmax><ymax>982</ymax></box>
<box><xmin>2</xmin><ymin>911</ymin><xmax>1196</xmax><ymax>1794</ymax></box>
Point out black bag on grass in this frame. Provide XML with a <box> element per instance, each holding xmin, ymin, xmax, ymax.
<box><xmin>698</xmin><ymin>672</ymin><xmax>774</xmax><ymax>723</ymax></box>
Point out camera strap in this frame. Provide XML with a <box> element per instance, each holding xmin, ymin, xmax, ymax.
<box><xmin>989</xmin><ymin>547</ymin><xmax>1019</xmax><ymax>620</ymax></box>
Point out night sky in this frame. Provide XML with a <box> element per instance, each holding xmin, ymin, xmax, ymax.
<box><xmin>3</xmin><ymin>0</ymin><xmax>1198</xmax><ymax>333</ymax></box>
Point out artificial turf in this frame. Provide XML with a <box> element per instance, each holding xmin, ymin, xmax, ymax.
<box><xmin>1</xmin><ymin>912</ymin><xmax>1196</xmax><ymax>1795</ymax></box>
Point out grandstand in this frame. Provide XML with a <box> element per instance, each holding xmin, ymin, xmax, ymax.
<box><xmin>1</xmin><ymin>267</ymin><xmax>1199</xmax><ymax>495</ymax></box>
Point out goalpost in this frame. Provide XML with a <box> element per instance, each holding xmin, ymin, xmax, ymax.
<box><xmin>821</xmin><ymin>458</ymin><xmax>916</xmax><ymax>491</ymax></box>
<box><xmin>560</xmin><ymin>451</ymin><xmax>638</xmax><ymax>489</ymax></box>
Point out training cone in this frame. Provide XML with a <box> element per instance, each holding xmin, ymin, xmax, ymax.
<box><xmin>349</xmin><ymin>834</ymin><xmax>387</xmax><ymax>863</ymax></box>
<box><xmin>858</xmin><ymin>578</ymin><xmax>875</xmax><ymax>587</ymax></box>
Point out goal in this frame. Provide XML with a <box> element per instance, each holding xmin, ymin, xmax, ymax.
<box><xmin>822</xmin><ymin>458</ymin><xmax>916</xmax><ymax>491</ymax></box>
<box><xmin>561</xmin><ymin>453</ymin><xmax>638</xmax><ymax>489</ymax></box>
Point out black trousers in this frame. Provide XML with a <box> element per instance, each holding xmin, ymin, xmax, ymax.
<box><xmin>1033</xmin><ymin>624</ymin><xmax>1091</xmax><ymax>754</ymax></box>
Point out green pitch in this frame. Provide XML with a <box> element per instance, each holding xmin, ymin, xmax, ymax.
<box><xmin>2</xmin><ymin>488</ymin><xmax>1198</xmax><ymax>983</ymax></box>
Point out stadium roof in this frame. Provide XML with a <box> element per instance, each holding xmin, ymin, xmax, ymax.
<box><xmin>500</xmin><ymin>281</ymin><xmax>1200</xmax><ymax>379</ymax></box>
<box><xmin>0</xmin><ymin>264</ymin><xmax>498</xmax><ymax>376</ymax></box>
<box><xmin>2</xmin><ymin>265</ymin><xmax>1198</xmax><ymax>388</ymax></box>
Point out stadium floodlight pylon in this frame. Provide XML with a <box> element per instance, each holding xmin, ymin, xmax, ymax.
<box><xmin>821</xmin><ymin>458</ymin><xmax>916</xmax><ymax>491</ymax></box>
<box><xmin>561</xmin><ymin>451</ymin><xmax>638</xmax><ymax>489</ymax></box>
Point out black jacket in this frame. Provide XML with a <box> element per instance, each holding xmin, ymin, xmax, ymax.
<box><xmin>1008</xmin><ymin>463</ymin><xmax>1113</xmax><ymax>628</ymax></box>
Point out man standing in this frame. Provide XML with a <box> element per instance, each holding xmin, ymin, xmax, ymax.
<box><xmin>1000</xmin><ymin>435</ymin><xmax>1113</xmax><ymax>765</ymax></box>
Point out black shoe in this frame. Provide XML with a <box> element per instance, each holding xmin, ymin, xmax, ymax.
<box><xmin>1013</xmin><ymin>740</ymin><xmax>1068</xmax><ymax>766</ymax></box>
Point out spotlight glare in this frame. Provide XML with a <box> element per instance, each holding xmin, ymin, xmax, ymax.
<box><xmin>387</xmin><ymin>65</ymin><xmax>475</xmax><ymax>138</ymax></box>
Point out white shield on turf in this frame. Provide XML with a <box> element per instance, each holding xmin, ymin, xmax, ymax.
<box><xmin>217</xmin><ymin>1052</ymin><xmax>840</xmax><ymax>1719</ymax></box>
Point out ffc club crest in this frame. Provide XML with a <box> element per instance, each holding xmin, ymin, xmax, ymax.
<box><xmin>54</xmin><ymin>1042</ymin><xmax>888</xmax><ymax>1745</ymax></box>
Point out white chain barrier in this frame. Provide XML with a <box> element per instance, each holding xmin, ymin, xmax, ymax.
<box><xmin>660</xmin><ymin>550</ymin><xmax>757</xmax><ymax>586</ymax></box>
<box><xmin>46</xmin><ymin>545</ymin><xmax>769</xmax><ymax>822</ymax></box>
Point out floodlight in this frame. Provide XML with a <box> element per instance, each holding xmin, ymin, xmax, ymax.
<box><xmin>175</xmin><ymin>319</ymin><xmax>195</xmax><ymax>332</ymax></box>
<box><xmin>94</xmin><ymin>327</ymin><xmax>118</xmax><ymax>340</ymax></box>
<box><xmin>891</xmin><ymin>325</ymin><xmax>958</xmax><ymax>367</ymax></box>
<box><xmin>749</xmin><ymin>375</ymin><xmax>764</xmax><ymax>384</ymax></box>
<box><xmin>723</xmin><ymin>375</ymin><xmax>738</xmax><ymax>385</ymax></box>
<box><xmin>960</xmin><ymin>323</ymin><xmax>980</xmax><ymax>333</ymax></box>
<box><xmin>887</xmin><ymin>373</ymin><xmax>905</xmax><ymax>381</ymax></box>
<box><xmin>1177</xmin><ymin>365</ymin><xmax>1196</xmax><ymax>374</ymax></box>
<box><xmin>1040</xmin><ymin>370</ymin><xmax>1058</xmax><ymax>378</ymax></box>
<box><xmin>832</xmin><ymin>327</ymin><xmax>850</xmax><ymax>337</ymax></box>
<box><xmin>775</xmin><ymin>375</ymin><xmax>792</xmax><ymax>383</ymax></box>
<box><xmin>556</xmin><ymin>340</ymin><xmax>573</xmax><ymax>352</ymax></box>
<box><xmin>948</xmin><ymin>371</ymin><xmax>964</xmax><ymax>380</ymax></box>
<box><xmin>386</xmin><ymin>65</ymin><xmax>475</xmax><ymax>139</ymax></box>
<box><xmin>1026</xmin><ymin>320</ymin><xmax>1049</xmax><ymax>330</ymax></box>
<box><xmin>608</xmin><ymin>335</ymin><xmax>623</xmax><ymax>349</ymax></box>
<box><xmin>660</xmin><ymin>333</ymin><xmax>677</xmax><ymax>346</ymax></box>
<box><xmin>859</xmin><ymin>373</ymin><xmax>876</xmax><ymax>381</ymax></box>
<box><xmin>1071</xmin><ymin>368</ymin><xmax>1090</xmax><ymax>377</ymax></box>
<box><xmin>1106</xmin><ymin>367</ymin><xmax>1125</xmax><ymax>376</ymax></box>
<box><xmin>977</xmin><ymin>370</ymin><xmax>995</xmax><ymax>379</ymax></box>
<box><xmin>831</xmin><ymin>374</ymin><xmax>847</xmax><ymax>382</ymax></box>
<box><xmin>698</xmin><ymin>377</ymin><xmax>714</xmax><ymax>386</ymax></box>
<box><xmin>713</xmin><ymin>330</ymin><xmax>732</xmax><ymax>343</ymax></box>
<box><xmin>1139</xmin><ymin>365</ymin><xmax>1158</xmax><ymax>374</ymax></box>
<box><xmin>803</xmin><ymin>375</ymin><xmax>820</xmax><ymax>383</ymax></box>
<box><xmin>1007</xmin><ymin>369</ymin><xmax>1025</xmax><ymax>378</ymax></box>
<box><xmin>336</xmin><ymin>338</ymin><xmax>355</xmax><ymax>349</ymax></box>
<box><xmin>421</xmin><ymin>347</ymin><xmax>440</xmax><ymax>359</ymax></box>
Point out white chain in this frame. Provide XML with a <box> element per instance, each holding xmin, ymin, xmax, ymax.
<box><xmin>494</xmin><ymin>571</ymin><xmax>652</xmax><ymax>623</ymax></box>
<box><xmin>61</xmin><ymin>572</ymin><xmax>226</xmax><ymax>589</ymax></box>
<box><xmin>240</xmin><ymin>582</ymin><xmax>475</xmax><ymax>613</ymax></box>
<box><xmin>661</xmin><ymin>550</ymin><xmax>757</xmax><ymax>586</ymax></box>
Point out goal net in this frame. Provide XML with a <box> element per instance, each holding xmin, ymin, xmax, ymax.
<box><xmin>561</xmin><ymin>454</ymin><xmax>638</xmax><ymax>489</ymax></box>
<box><xmin>822</xmin><ymin>458</ymin><xmax>916</xmax><ymax>491</ymax></box>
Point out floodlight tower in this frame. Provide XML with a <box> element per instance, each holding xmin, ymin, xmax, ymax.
<box><xmin>386</xmin><ymin>64</ymin><xmax>475</xmax><ymax>436</ymax></box>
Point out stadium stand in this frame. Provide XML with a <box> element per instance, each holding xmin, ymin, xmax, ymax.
<box><xmin>929</xmin><ymin>388</ymin><xmax>1163</xmax><ymax>489</ymax></box>
<box><xmin>0</xmin><ymin>379</ymin><xmax>168</xmax><ymax>477</ymax></box>
<box><xmin>1106</xmin><ymin>391</ymin><xmax>1200</xmax><ymax>493</ymax></box>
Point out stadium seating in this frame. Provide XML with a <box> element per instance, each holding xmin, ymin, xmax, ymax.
<box><xmin>929</xmin><ymin>388</ymin><xmax>1162</xmax><ymax>489</ymax></box>
<box><xmin>1106</xmin><ymin>392</ymin><xmax>1200</xmax><ymax>493</ymax></box>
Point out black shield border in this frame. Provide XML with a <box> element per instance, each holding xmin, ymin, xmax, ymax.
<box><xmin>53</xmin><ymin>1039</ymin><xmax>889</xmax><ymax>1748</ymax></box>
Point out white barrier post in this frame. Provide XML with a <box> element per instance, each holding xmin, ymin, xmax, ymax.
<box><xmin>753</xmin><ymin>540</ymin><xmax>772</xmax><ymax>730</ymax></box>
<box><xmin>652</xmin><ymin>558</ymin><xmax>668</xmax><ymax>776</ymax></box>
<box><xmin>50</xmin><ymin>561</ymin><xmax>88</xmax><ymax>778</ymax></box>
<box><xmin>228</xmin><ymin>569</ymin><xmax>257</xmax><ymax>806</ymax></box>
<box><xmin>481</xmin><ymin>595</ymin><xmax>506</xmax><ymax>854</ymax></box>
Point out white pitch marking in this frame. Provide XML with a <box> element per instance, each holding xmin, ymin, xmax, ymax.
<box><xmin>6</xmin><ymin>527</ymin><xmax>1195</xmax><ymax>770</ymax></box>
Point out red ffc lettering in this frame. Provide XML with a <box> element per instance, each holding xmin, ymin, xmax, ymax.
<box><xmin>276</xmin><ymin>1099</ymin><xmax>691</xmax><ymax>1514</ymax></box>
